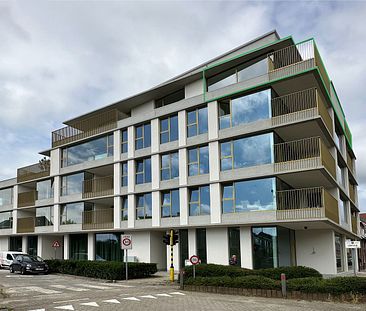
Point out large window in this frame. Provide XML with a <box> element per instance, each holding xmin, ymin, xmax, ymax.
<box><xmin>70</xmin><ymin>234</ymin><xmax>88</xmax><ymax>260</ymax></box>
<box><xmin>121</xmin><ymin>129</ymin><xmax>128</xmax><ymax>154</ymax></box>
<box><xmin>339</xmin><ymin>199</ymin><xmax>348</xmax><ymax>226</ymax></box>
<box><xmin>161</xmin><ymin>152</ymin><xmax>179</xmax><ymax>181</ymax></box>
<box><xmin>62</xmin><ymin>134</ymin><xmax>114</xmax><ymax>167</ymax></box>
<box><xmin>0</xmin><ymin>188</ymin><xmax>12</xmax><ymax>206</ymax></box>
<box><xmin>136</xmin><ymin>193</ymin><xmax>152</xmax><ymax>220</ymax></box>
<box><xmin>28</xmin><ymin>236</ymin><xmax>37</xmax><ymax>257</ymax></box>
<box><xmin>0</xmin><ymin>211</ymin><xmax>12</xmax><ymax>229</ymax></box>
<box><xmin>187</xmin><ymin>106</ymin><xmax>208</xmax><ymax>137</ymax></box>
<box><xmin>121</xmin><ymin>162</ymin><xmax>128</xmax><ymax>187</ymax></box>
<box><xmin>95</xmin><ymin>233</ymin><xmax>124</xmax><ymax>262</ymax></box>
<box><xmin>156</xmin><ymin>89</ymin><xmax>185</xmax><ymax>108</ymax></box>
<box><xmin>9</xmin><ymin>237</ymin><xmax>22</xmax><ymax>252</ymax></box>
<box><xmin>121</xmin><ymin>197</ymin><xmax>128</xmax><ymax>221</ymax></box>
<box><xmin>189</xmin><ymin>186</ymin><xmax>210</xmax><ymax>216</ymax></box>
<box><xmin>136</xmin><ymin>158</ymin><xmax>151</xmax><ymax>184</ymax></box>
<box><xmin>196</xmin><ymin>228</ymin><xmax>207</xmax><ymax>264</ymax></box>
<box><xmin>219</xmin><ymin>89</ymin><xmax>271</xmax><ymax>129</ymax></box>
<box><xmin>61</xmin><ymin>172</ymin><xmax>93</xmax><ymax>196</ymax></box>
<box><xmin>335</xmin><ymin>234</ymin><xmax>344</xmax><ymax>272</ymax></box>
<box><xmin>179</xmin><ymin>229</ymin><xmax>189</xmax><ymax>269</ymax></box>
<box><xmin>60</xmin><ymin>202</ymin><xmax>93</xmax><ymax>225</ymax></box>
<box><xmin>36</xmin><ymin>179</ymin><xmax>54</xmax><ymax>200</ymax></box>
<box><xmin>252</xmin><ymin>227</ymin><xmax>278</xmax><ymax>269</ymax></box>
<box><xmin>221</xmin><ymin>133</ymin><xmax>273</xmax><ymax>171</ymax></box>
<box><xmin>135</xmin><ymin>123</ymin><xmax>151</xmax><ymax>150</ymax></box>
<box><xmin>188</xmin><ymin>146</ymin><xmax>209</xmax><ymax>176</ymax></box>
<box><xmin>160</xmin><ymin>115</ymin><xmax>178</xmax><ymax>144</ymax></box>
<box><xmin>161</xmin><ymin>189</ymin><xmax>180</xmax><ymax>218</ymax></box>
<box><xmin>228</xmin><ymin>227</ymin><xmax>241</xmax><ymax>266</ymax></box>
<box><xmin>36</xmin><ymin>206</ymin><xmax>53</xmax><ymax>226</ymax></box>
<box><xmin>207</xmin><ymin>58</ymin><xmax>268</xmax><ymax>92</ymax></box>
<box><xmin>222</xmin><ymin>178</ymin><xmax>276</xmax><ymax>213</ymax></box>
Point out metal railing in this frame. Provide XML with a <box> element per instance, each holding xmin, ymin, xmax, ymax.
<box><xmin>17</xmin><ymin>217</ymin><xmax>35</xmax><ymax>233</ymax></box>
<box><xmin>276</xmin><ymin>187</ymin><xmax>338</xmax><ymax>223</ymax></box>
<box><xmin>346</xmin><ymin>152</ymin><xmax>354</xmax><ymax>174</ymax></box>
<box><xmin>17</xmin><ymin>161</ymin><xmax>50</xmax><ymax>183</ymax></box>
<box><xmin>82</xmin><ymin>176</ymin><xmax>114</xmax><ymax>199</ymax></box>
<box><xmin>82</xmin><ymin>209</ymin><xmax>114</xmax><ymax>230</ymax></box>
<box><xmin>349</xmin><ymin>183</ymin><xmax>356</xmax><ymax>204</ymax></box>
<box><xmin>18</xmin><ymin>190</ymin><xmax>37</xmax><ymax>208</ymax></box>
<box><xmin>52</xmin><ymin>109</ymin><xmax>120</xmax><ymax>148</ymax></box>
<box><xmin>351</xmin><ymin>214</ymin><xmax>358</xmax><ymax>235</ymax></box>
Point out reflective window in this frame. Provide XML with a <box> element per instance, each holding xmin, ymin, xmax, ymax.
<box><xmin>339</xmin><ymin>199</ymin><xmax>348</xmax><ymax>226</ymax></box>
<box><xmin>36</xmin><ymin>179</ymin><xmax>54</xmax><ymax>200</ymax></box>
<box><xmin>335</xmin><ymin>234</ymin><xmax>344</xmax><ymax>272</ymax></box>
<box><xmin>121</xmin><ymin>162</ymin><xmax>128</xmax><ymax>187</ymax></box>
<box><xmin>62</xmin><ymin>134</ymin><xmax>114</xmax><ymax>167</ymax></box>
<box><xmin>61</xmin><ymin>172</ymin><xmax>93</xmax><ymax>196</ymax></box>
<box><xmin>336</xmin><ymin>164</ymin><xmax>346</xmax><ymax>188</ymax></box>
<box><xmin>156</xmin><ymin>89</ymin><xmax>184</xmax><ymax>108</ymax></box>
<box><xmin>121</xmin><ymin>129</ymin><xmax>128</xmax><ymax>154</ymax></box>
<box><xmin>0</xmin><ymin>211</ymin><xmax>12</xmax><ymax>229</ymax></box>
<box><xmin>228</xmin><ymin>227</ymin><xmax>241</xmax><ymax>266</ymax></box>
<box><xmin>70</xmin><ymin>234</ymin><xmax>88</xmax><ymax>260</ymax></box>
<box><xmin>220</xmin><ymin>133</ymin><xmax>273</xmax><ymax>171</ymax></box>
<box><xmin>187</xmin><ymin>106</ymin><xmax>208</xmax><ymax>137</ymax></box>
<box><xmin>136</xmin><ymin>158</ymin><xmax>151</xmax><ymax>184</ymax></box>
<box><xmin>161</xmin><ymin>189</ymin><xmax>180</xmax><ymax>218</ymax></box>
<box><xmin>188</xmin><ymin>146</ymin><xmax>209</xmax><ymax>176</ymax></box>
<box><xmin>237</xmin><ymin>58</ymin><xmax>268</xmax><ymax>82</ymax></box>
<box><xmin>121</xmin><ymin>197</ymin><xmax>128</xmax><ymax>221</ymax></box>
<box><xmin>60</xmin><ymin>202</ymin><xmax>93</xmax><ymax>225</ymax></box>
<box><xmin>95</xmin><ymin>233</ymin><xmax>124</xmax><ymax>262</ymax></box>
<box><xmin>189</xmin><ymin>186</ymin><xmax>210</xmax><ymax>216</ymax></box>
<box><xmin>219</xmin><ymin>89</ymin><xmax>271</xmax><ymax>129</ymax></box>
<box><xmin>160</xmin><ymin>115</ymin><xmax>178</xmax><ymax>144</ymax></box>
<box><xmin>9</xmin><ymin>236</ymin><xmax>22</xmax><ymax>252</ymax></box>
<box><xmin>0</xmin><ymin>188</ymin><xmax>12</xmax><ymax>206</ymax></box>
<box><xmin>196</xmin><ymin>228</ymin><xmax>207</xmax><ymax>264</ymax></box>
<box><xmin>222</xmin><ymin>178</ymin><xmax>276</xmax><ymax>213</ymax></box>
<box><xmin>136</xmin><ymin>193</ymin><xmax>152</xmax><ymax>220</ymax></box>
<box><xmin>252</xmin><ymin>227</ymin><xmax>278</xmax><ymax>269</ymax></box>
<box><xmin>36</xmin><ymin>206</ymin><xmax>53</xmax><ymax>226</ymax></box>
<box><xmin>161</xmin><ymin>152</ymin><xmax>179</xmax><ymax>181</ymax></box>
<box><xmin>135</xmin><ymin>123</ymin><xmax>151</xmax><ymax>150</ymax></box>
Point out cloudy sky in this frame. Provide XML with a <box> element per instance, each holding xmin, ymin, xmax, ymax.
<box><xmin>0</xmin><ymin>0</ymin><xmax>365</xmax><ymax>211</ymax></box>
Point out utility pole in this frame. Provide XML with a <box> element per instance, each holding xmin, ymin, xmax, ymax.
<box><xmin>170</xmin><ymin>229</ymin><xmax>174</xmax><ymax>282</ymax></box>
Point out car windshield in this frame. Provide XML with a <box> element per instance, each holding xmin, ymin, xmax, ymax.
<box><xmin>22</xmin><ymin>256</ymin><xmax>43</xmax><ymax>263</ymax></box>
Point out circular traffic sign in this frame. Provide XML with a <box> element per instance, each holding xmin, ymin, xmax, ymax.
<box><xmin>190</xmin><ymin>255</ymin><xmax>200</xmax><ymax>265</ymax></box>
<box><xmin>122</xmin><ymin>237</ymin><xmax>131</xmax><ymax>246</ymax></box>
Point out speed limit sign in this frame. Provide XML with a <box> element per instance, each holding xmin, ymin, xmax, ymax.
<box><xmin>121</xmin><ymin>235</ymin><xmax>132</xmax><ymax>250</ymax></box>
<box><xmin>190</xmin><ymin>255</ymin><xmax>200</xmax><ymax>265</ymax></box>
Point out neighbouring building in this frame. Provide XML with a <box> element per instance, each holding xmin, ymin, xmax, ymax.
<box><xmin>359</xmin><ymin>213</ymin><xmax>366</xmax><ymax>271</ymax></box>
<box><xmin>0</xmin><ymin>30</ymin><xmax>360</xmax><ymax>275</ymax></box>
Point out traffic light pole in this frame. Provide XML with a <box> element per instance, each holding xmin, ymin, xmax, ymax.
<box><xmin>170</xmin><ymin>229</ymin><xmax>174</xmax><ymax>282</ymax></box>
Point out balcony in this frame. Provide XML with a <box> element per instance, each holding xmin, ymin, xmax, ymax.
<box><xmin>274</xmin><ymin>136</ymin><xmax>336</xmax><ymax>178</ymax></box>
<box><xmin>17</xmin><ymin>217</ymin><xmax>35</xmax><ymax>233</ymax></box>
<box><xmin>349</xmin><ymin>183</ymin><xmax>356</xmax><ymax>204</ymax></box>
<box><xmin>276</xmin><ymin>187</ymin><xmax>339</xmax><ymax>224</ymax></box>
<box><xmin>18</xmin><ymin>191</ymin><xmax>37</xmax><ymax>208</ymax></box>
<box><xmin>351</xmin><ymin>214</ymin><xmax>358</xmax><ymax>235</ymax></box>
<box><xmin>271</xmin><ymin>88</ymin><xmax>333</xmax><ymax>134</ymax></box>
<box><xmin>82</xmin><ymin>176</ymin><xmax>114</xmax><ymax>199</ymax></box>
<box><xmin>346</xmin><ymin>152</ymin><xmax>355</xmax><ymax>175</ymax></box>
<box><xmin>82</xmin><ymin>209</ymin><xmax>113</xmax><ymax>230</ymax></box>
<box><xmin>52</xmin><ymin>109</ymin><xmax>120</xmax><ymax>148</ymax></box>
<box><xmin>17</xmin><ymin>160</ymin><xmax>50</xmax><ymax>183</ymax></box>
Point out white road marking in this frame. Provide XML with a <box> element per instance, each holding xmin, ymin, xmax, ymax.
<box><xmin>170</xmin><ymin>292</ymin><xmax>186</xmax><ymax>295</ymax></box>
<box><xmin>7</xmin><ymin>286</ymin><xmax>61</xmax><ymax>294</ymax></box>
<box><xmin>76</xmin><ymin>284</ymin><xmax>110</xmax><ymax>290</ymax></box>
<box><xmin>28</xmin><ymin>309</ymin><xmax>45</xmax><ymax>311</ymax></box>
<box><xmin>123</xmin><ymin>297</ymin><xmax>140</xmax><ymax>301</ymax></box>
<box><xmin>140</xmin><ymin>295</ymin><xmax>157</xmax><ymax>299</ymax></box>
<box><xmin>99</xmin><ymin>283</ymin><xmax>134</xmax><ymax>288</ymax></box>
<box><xmin>156</xmin><ymin>293</ymin><xmax>172</xmax><ymax>297</ymax></box>
<box><xmin>50</xmin><ymin>284</ymin><xmax>90</xmax><ymax>292</ymax></box>
<box><xmin>80</xmin><ymin>302</ymin><xmax>99</xmax><ymax>307</ymax></box>
<box><xmin>102</xmin><ymin>299</ymin><xmax>120</xmax><ymax>304</ymax></box>
<box><xmin>54</xmin><ymin>305</ymin><xmax>74</xmax><ymax>310</ymax></box>
<box><xmin>53</xmin><ymin>298</ymin><xmax>90</xmax><ymax>304</ymax></box>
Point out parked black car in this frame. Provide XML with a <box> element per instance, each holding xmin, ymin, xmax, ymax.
<box><xmin>9</xmin><ymin>255</ymin><xmax>49</xmax><ymax>275</ymax></box>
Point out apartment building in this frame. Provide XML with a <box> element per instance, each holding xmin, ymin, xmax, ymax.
<box><xmin>0</xmin><ymin>30</ymin><xmax>360</xmax><ymax>275</ymax></box>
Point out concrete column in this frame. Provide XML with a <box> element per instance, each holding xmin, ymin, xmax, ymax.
<box><xmin>207</xmin><ymin>227</ymin><xmax>228</xmax><ymax>265</ymax></box>
<box><xmin>179</xmin><ymin>148</ymin><xmax>187</xmax><ymax>186</ymax></box>
<box><xmin>87</xmin><ymin>233</ymin><xmax>95</xmax><ymax>261</ymax></box>
<box><xmin>53</xmin><ymin>176</ymin><xmax>60</xmax><ymax>204</ymax></box>
<box><xmin>240</xmin><ymin>227</ymin><xmax>253</xmax><ymax>269</ymax></box>
<box><xmin>127</xmin><ymin>159</ymin><xmax>135</xmax><ymax>193</ymax></box>
<box><xmin>114</xmin><ymin>162</ymin><xmax>121</xmax><ymax>195</ymax></box>
<box><xmin>209</xmin><ymin>141</ymin><xmax>220</xmax><ymax>182</ymax></box>
<box><xmin>208</xmin><ymin>101</ymin><xmax>219</xmax><ymax>140</ymax></box>
<box><xmin>37</xmin><ymin>235</ymin><xmax>43</xmax><ymax>258</ymax></box>
<box><xmin>210</xmin><ymin>183</ymin><xmax>221</xmax><ymax>224</ymax></box>
<box><xmin>114</xmin><ymin>196</ymin><xmax>121</xmax><ymax>229</ymax></box>
<box><xmin>53</xmin><ymin>204</ymin><xmax>60</xmax><ymax>232</ymax></box>
<box><xmin>151</xmin><ymin>118</ymin><xmax>160</xmax><ymax>153</ymax></box>
<box><xmin>151</xmin><ymin>154</ymin><xmax>160</xmax><ymax>190</ymax></box>
<box><xmin>127</xmin><ymin>194</ymin><xmax>135</xmax><ymax>228</ymax></box>
<box><xmin>188</xmin><ymin>229</ymin><xmax>196</xmax><ymax>258</ymax></box>
<box><xmin>127</xmin><ymin>125</ymin><xmax>135</xmax><ymax>159</ymax></box>
<box><xmin>114</xmin><ymin>129</ymin><xmax>121</xmax><ymax>162</ymax></box>
<box><xmin>50</xmin><ymin>148</ymin><xmax>61</xmax><ymax>176</ymax></box>
<box><xmin>63</xmin><ymin>234</ymin><xmax>69</xmax><ymax>260</ymax></box>
<box><xmin>22</xmin><ymin>236</ymin><xmax>28</xmax><ymax>254</ymax></box>
<box><xmin>13</xmin><ymin>185</ymin><xmax>18</xmax><ymax>209</ymax></box>
<box><xmin>178</xmin><ymin>110</ymin><xmax>187</xmax><ymax>147</ymax></box>
<box><xmin>152</xmin><ymin>191</ymin><xmax>161</xmax><ymax>227</ymax></box>
<box><xmin>180</xmin><ymin>187</ymin><xmax>188</xmax><ymax>226</ymax></box>
<box><xmin>12</xmin><ymin>210</ymin><xmax>17</xmax><ymax>235</ymax></box>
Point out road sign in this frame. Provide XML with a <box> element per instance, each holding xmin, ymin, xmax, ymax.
<box><xmin>345</xmin><ymin>240</ymin><xmax>361</xmax><ymax>249</ymax></box>
<box><xmin>52</xmin><ymin>240</ymin><xmax>61</xmax><ymax>248</ymax></box>
<box><xmin>121</xmin><ymin>235</ymin><xmax>132</xmax><ymax>250</ymax></box>
<box><xmin>190</xmin><ymin>255</ymin><xmax>200</xmax><ymax>265</ymax></box>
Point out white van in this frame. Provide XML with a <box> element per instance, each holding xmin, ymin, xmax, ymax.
<box><xmin>0</xmin><ymin>251</ymin><xmax>27</xmax><ymax>269</ymax></box>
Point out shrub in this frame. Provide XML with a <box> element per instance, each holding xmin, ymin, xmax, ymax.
<box><xmin>45</xmin><ymin>259</ymin><xmax>157</xmax><ymax>280</ymax></box>
<box><xmin>258</xmin><ymin>266</ymin><xmax>322</xmax><ymax>280</ymax></box>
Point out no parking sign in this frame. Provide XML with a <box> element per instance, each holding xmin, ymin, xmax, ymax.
<box><xmin>121</xmin><ymin>235</ymin><xmax>132</xmax><ymax>250</ymax></box>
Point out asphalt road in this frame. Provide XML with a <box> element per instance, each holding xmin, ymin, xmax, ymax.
<box><xmin>0</xmin><ymin>269</ymin><xmax>364</xmax><ymax>311</ymax></box>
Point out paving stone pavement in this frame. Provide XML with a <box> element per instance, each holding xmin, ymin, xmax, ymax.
<box><xmin>0</xmin><ymin>270</ymin><xmax>364</xmax><ymax>311</ymax></box>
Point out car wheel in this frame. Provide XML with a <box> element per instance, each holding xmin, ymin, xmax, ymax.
<box><xmin>9</xmin><ymin>266</ymin><xmax>14</xmax><ymax>273</ymax></box>
<box><xmin>20</xmin><ymin>267</ymin><xmax>26</xmax><ymax>275</ymax></box>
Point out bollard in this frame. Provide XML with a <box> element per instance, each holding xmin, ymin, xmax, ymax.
<box><xmin>280</xmin><ymin>273</ymin><xmax>287</xmax><ymax>298</ymax></box>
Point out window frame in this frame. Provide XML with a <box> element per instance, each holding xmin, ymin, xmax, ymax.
<box><xmin>220</xmin><ymin>141</ymin><xmax>234</xmax><ymax>171</ymax></box>
<box><xmin>121</xmin><ymin>197</ymin><xmax>128</xmax><ymax>221</ymax></box>
<box><xmin>161</xmin><ymin>189</ymin><xmax>180</xmax><ymax>218</ymax></box>
<box><xmin>135</xmin><ymin>123</ymin><xmax>151</xmax><ymax>150</ymax></box>
<box><xmin>121</xmin><ymin>162</ymin><xmax>128</xmax><ymax>187</ymax></box>
<box><xmin>188</xmin><ymin>145</ymin><xmax>209</xmax><ymax>176</ymax></box>
<box><xmin>222</xmin><ymin>183</ymin><xmax>235</xmax><ymax>213</ymax></box>
<box><xmin>160</xmin><ymin>152</ymin><xmax>179</xmax><ymax>181</ymax></box>
<box><xmin>189</xmin><ymin>186</ymin><xmax>210</xmax><ymax>216</ymax></box>
<box><xmin>135</xmin><ymin>157</ymin><xmax>151</xmax><ymax>185</ymax></box>
<box><xmin>121</xmin><ymin>129</ymin><xmax>128</xmax><ymax>154</ymax></box>
<box><xmin>135</xmin><ymin>193</ymin><xmax>152</xmax><ymax>220</ymax></box>
<box><xmin>187</xmin><ymin>106</ymin><xmax>208</xmax><ymax>137</ymax></box>
<box><xmin>160</xmin><ymin>115</ymin><xmax>178</xmax><ymax>144</ymax></box>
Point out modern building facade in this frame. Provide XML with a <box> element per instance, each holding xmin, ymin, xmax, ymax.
<box><xmin>0</xmin><ymin>30</ymin><xmax>360</xmax><ymax>275</ymax></box>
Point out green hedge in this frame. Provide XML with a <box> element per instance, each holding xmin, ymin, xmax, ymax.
<box><xmin>183</xmin><ymin>264</ymin><xmax>321</xmax><ymax>280</ymax></box>
<box><xmin>45</xmin><ymin>260</ymin><xmax>157</xmax><ymax>280</ymax></box>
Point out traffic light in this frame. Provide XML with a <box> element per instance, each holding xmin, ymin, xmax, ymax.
<box><xmin>163</xmin><ymin>234</ymin><xmax>171</xmax><ymax>245</ymax></box>
<box><xmin>172</xmin><ymin>232</ymin><xmax>179</xmax><ymax>245</ymax></box>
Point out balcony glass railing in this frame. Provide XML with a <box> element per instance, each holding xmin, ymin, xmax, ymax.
<box><xmin>18</xmin><ymin>191</ymin><xmax>37</xmax><ymax>208</ymax></box>
<box><xmin>17</xmin><ymin>217</ymin><xmax>35</xmax><ymax>233</ymax></box>
<box><xmin>17</xmin><ymin>160</ymin><xmax>50</xmax><ymax>183</ymax></box>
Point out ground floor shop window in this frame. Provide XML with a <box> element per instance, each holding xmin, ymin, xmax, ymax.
<box><xmin>335</xmin><ymin>234</ymin><xmax>344</xmax><ymax>272</ymax></box>
<box><xmin>9</xmin><ymin>236</ymin><xmax>22</xmax><ymax>252</ymax></box>
<box><xmin>196</xmin><ymin>228</ymin><xmax>207</xmax><ymax>264</ymax></box>
<box><xmin>179</xmin><ymin>229</ymin><xmax>188</xmax><ymax>268</ymax></box>
<box><xmin>228</xmin><ymin>227</ymin><xmax>241</xmax><ymax>266</ymax></box>
<box><xmin>252</xmin><ymin>227</ymin><xmax>278</xmax><ymax>269</ymax></box>
<box><xmin>95</xmin><ymin>233</ymin><xmax>124</xmax><ymax>261</ymax></box>
<box><xmin>28</xmin><ymin>236</ymin><xmax>37</xmax><ymax>257</ymax></box>
<box><xmin>347</xmin><ymin>248</ymin><xmax>353</xmax><ymax>272</ymax></box>
<box><xmin>70</xmin><ymin>234</ymin><xmax>87</xmax><ymax>260</ymax></box>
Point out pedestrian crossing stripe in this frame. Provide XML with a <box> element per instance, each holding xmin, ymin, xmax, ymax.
<box><xmin>140</xmin><ymin>295</ymin><xmax>157</xmax><ymax>299</ymax></box>
<box><xmin>103</xmin><ymin>299</ymin><xmax>120</xmax><ymax>303</ymax></box>
<box><xmin>123</xmin><ymin>297</ymin><xmax>140</xmax><ymax>301</ymax></box>
<box><xmin>54</xmin><ymin>305</ymin><xmax>74</xmax><ymax>310</ymax></box>
<box><xmin>80</xmin><ymin>302</ymin><xmax>99</xmax><ymax>307</ymax></box>
<box><xmin>156</xmin><ymin>293</ymin><xmax>172</xmax><ymax>297</ymax></box>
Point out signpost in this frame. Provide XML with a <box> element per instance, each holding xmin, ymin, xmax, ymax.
<box><xmin>345</xmin><ymin>240</ymin><xmax>361</xmax><ymax>276</ymax></box>
<box><xmin>52</xmin><ymin>240</ymin><xmax>61</xmax><ymax>259</ymax></box>
<box><xmin>189</xmin><ymin>255</ymin><xmax>200</xmax><ymax>278</ymax></box>
<box><xmin>121</xmin><ymin>235</ymin><xmax>132</xmax><ymax>281</ymax></box>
